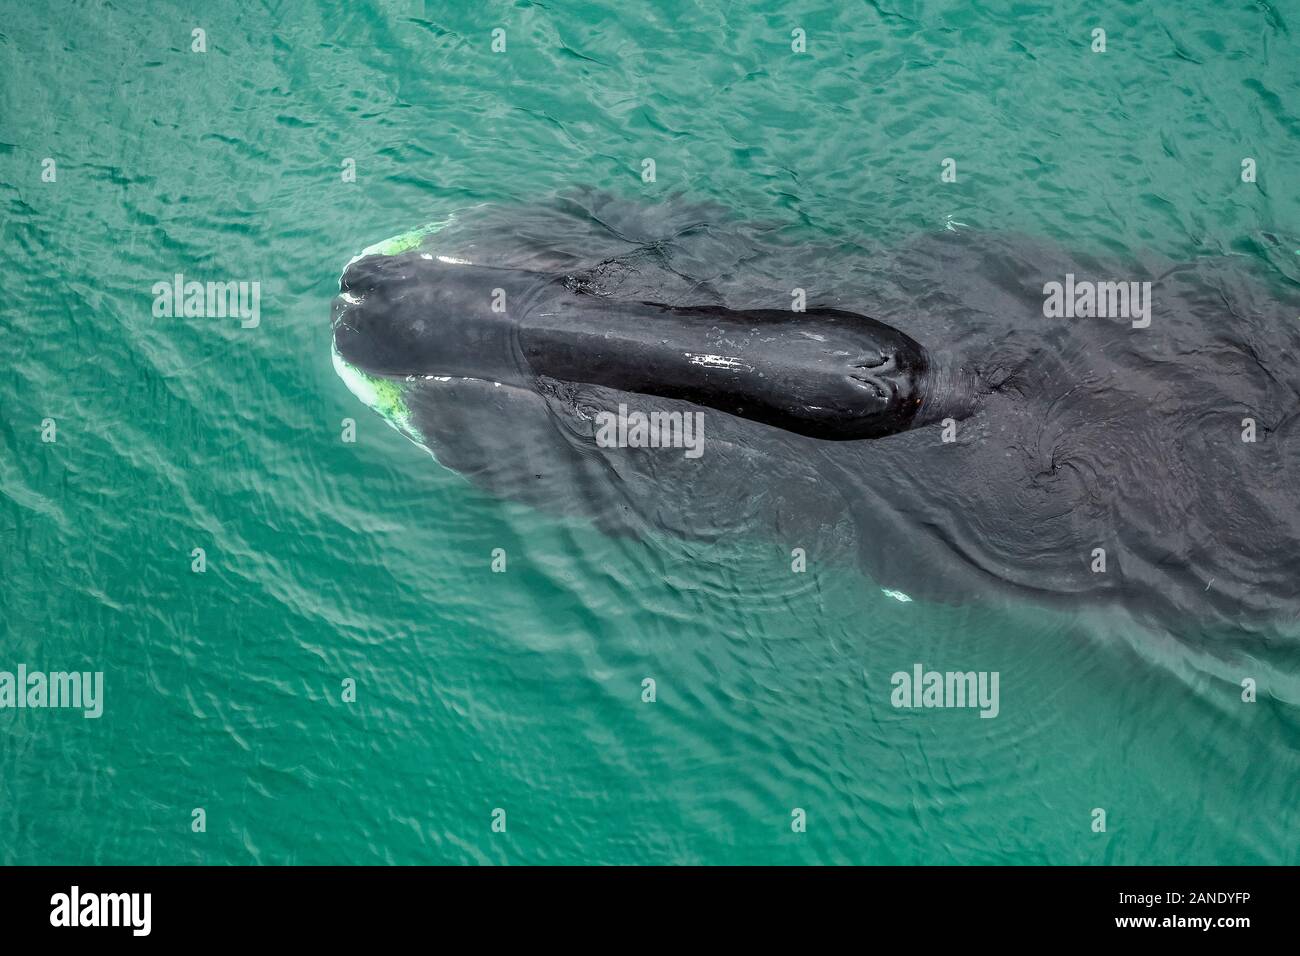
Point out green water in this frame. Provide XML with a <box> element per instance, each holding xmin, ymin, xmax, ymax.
<box><xmin>2</xmin><ymin>0</ymin><xmax>1298</xmax><ymax>864</ymax></box>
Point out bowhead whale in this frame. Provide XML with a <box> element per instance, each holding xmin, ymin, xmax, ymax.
<box><xmin>333</xmin><ymin>250</ymin><xmax>981</xmax><ymax>442</ymax></box>
<box><xmin>329</xmin><ymin>194</ymin><xmax>1300</xmax><ymax>642</ymax></box>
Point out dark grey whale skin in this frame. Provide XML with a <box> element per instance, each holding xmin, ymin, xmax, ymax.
<box><xmin>333</xmin><ymin>252</ymin><xmax>951</xmax><ymax>441</ymax></box>
<box><xmin>330</xmin><ymin>196</ymin><xmax>1300</xmax><ymax>643</ymax></box>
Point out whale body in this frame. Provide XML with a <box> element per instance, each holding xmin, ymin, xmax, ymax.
<box><xmin>333</xmin><ymin>250</ymin><xmax>982</xmax><ymax>441</ymax></box>
<box><xmin>329</xmin><ymin>194</ymin><xmax>1300</xmax><ymax>641</ymax></box>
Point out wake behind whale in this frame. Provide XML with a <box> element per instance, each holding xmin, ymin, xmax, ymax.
<box><xmin>329</xmin><ymin>192</ymin><xmax>1300</xmax><ymax>641</ymax></box>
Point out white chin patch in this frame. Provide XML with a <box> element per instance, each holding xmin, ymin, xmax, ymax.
<box><xmin>331</xmin><ymin>347</ymin><xmax>444</xmax><ymax>466</ymax></box>
<box><xmin>343</xmin><ymin>213</ymin><xmax>469</xmax><ymax>275</ymax></box>
<box><xmin>332</xmin><ymin>347</ymin><xmax>382</xmax><ymax>411</ymax></box>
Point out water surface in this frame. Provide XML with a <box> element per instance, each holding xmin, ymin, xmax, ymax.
<box><xmin>1</xmin><ymin>0</ymin><xmax>1297</xmax><ymax>864</ymax></box>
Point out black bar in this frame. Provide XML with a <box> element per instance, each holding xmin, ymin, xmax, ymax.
<box><xmin>0</xmin><ymin>866</ymin><xmax>1285</xmax><ymax>941</ymax></box>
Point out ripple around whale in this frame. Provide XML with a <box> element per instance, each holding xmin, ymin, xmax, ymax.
<box><xmin>335</xmin><ymin>191</ymin><xmax>1300</xmax><ymax>646</ymax></box>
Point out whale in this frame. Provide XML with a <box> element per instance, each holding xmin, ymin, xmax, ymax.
<box><xmin>332</xmin><ymin>250</ymin><xmax>981</xmax><ymax>442</ymax></box>
<box><xmin>329</xmin><ymin>193</ymin><xmax>1300</xmax><ymax>642</ymax></box>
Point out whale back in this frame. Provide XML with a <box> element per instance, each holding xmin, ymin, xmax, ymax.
<box><xmin>347</xmin><ymin>193</ymin><xmax>1300</xmax><ymax>638</ymax></box>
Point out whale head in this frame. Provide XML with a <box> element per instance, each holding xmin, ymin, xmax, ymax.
<box><xmin>331</xmin><ymin>246</ymin><xmax>953</xmax><ymax>451</ymax></box>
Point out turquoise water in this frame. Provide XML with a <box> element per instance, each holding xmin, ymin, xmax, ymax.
<box><xmin>2</xmin><ymin>0</ymin><xmax>1298</xmax><ymax>864</ymax></box>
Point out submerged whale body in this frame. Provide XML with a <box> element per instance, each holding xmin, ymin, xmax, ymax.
<box><xmin>330</xmin><ymin>194</ymin><xmax>1300</xmax><ymax>640</ymax></box>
